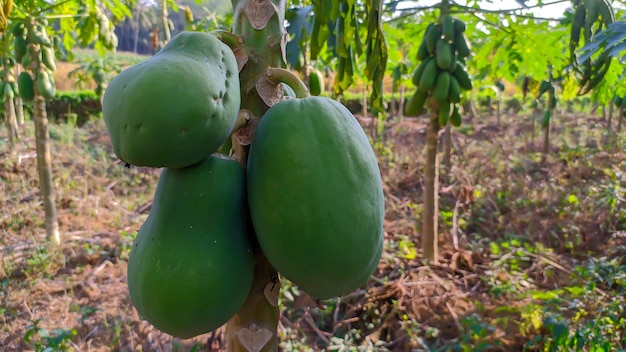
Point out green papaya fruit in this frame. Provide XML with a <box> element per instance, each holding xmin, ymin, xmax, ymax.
<box><xmin>418</xmin><ymin>59</ymin><xmax>438</xmax><ymax>93</ymax></box>
<box><xmin>247</xmin><ymin>97</ymin><xmax>384</xmax><ymax>300</ymax></box>
<box><xmin>411</xmin><ymin>57</ymin><xmax>432</xmax><ymax>86</ymax></box>
<box><xmin>450</xmin><ymin>104</ymin><xmax>462</xmax><ymax>127</ymax></box>
<box><xmin>435</xmin><ymin>39</ymin><xmax>453</xmax><ymax>70</ymax></box>
<box><xmin>35</xmin><ymin>69</ymin><xmax>56</xmax><ymax>99</ymax></box>
<box><xmin>102</xmin><ymin>31</ymin><xmax>241</xmax><ymax>168</ymax></box>
<box><xmin>128</xmin><ymin>155</ymin><xmax>254</xmax><ymax>339</ymax></box>
<box><xmin>425</xmin><ymin>23</ymin><xmax>441</xmax><ymax>56</ymax></box>
<box><xmin>417</xmin><ymin>38</ymin><xmax>429</xmax><ymax>60</ymax></box>
<box><xmin>17</xmin><ymin>72</ymin><xmax>35</xmax><ymax>102</ymax></box>
<box><xmin>454</xmin><ymin>33</ymin><xmax>471</xmax><ymax>58</ymax></box>
<box><xmin>433</xmin><ymin>71</ymin><xmax>451</xmax><ymax>104</ymax></box>
<box><xmin>405</xmin><ymin>90</ymin><xmax>428</xmax><ymax>116</ymax></box>
<box><xmin>41</xmin><ymin>46</ymin><xmax>57</xmax><ymax>72</ymax></box>
<box><xmin>309</xmin><ymin>69</ymin><xmax>325</xmax><ymax>96</ymax></box>
<box><xmin>448</xmin><ymin>76</ymin><xmax>462</xmax><ymax>103</ymax></box>
<box><xmin>441</xmin><ymin>14</ymin><xmax>455</xmax><ymax>41</ymax></box>
<box><xmin>453</xmin><ymin>19</ymin><xmax>466</xmax><ymax>34</ymax></box>
<box><xmin>453</xmin><ymin>64</ymin><xmax>472</xmax><ymax>91</ymax></box>
<box><xmin>4</xmin><ymin>82</ymin><xmax>14</xmax><ymax>99</ymax></box>
<box><xmin>438</xmin><ymin>101</ymin><xmax>451</xmax><ymax>126</ymax></box>
<box><xmin>14</xmin><ymin>36</ymin><xmax>27</xmax><ymax>62</ymax></box>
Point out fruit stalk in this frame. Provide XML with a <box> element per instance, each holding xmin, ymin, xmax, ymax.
<box><xmin>226</xmin><ymin>0</ymin><xmax>287</xmax><ymax>351</ymax></box>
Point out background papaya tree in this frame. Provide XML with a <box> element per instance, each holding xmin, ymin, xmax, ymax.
<box><xmin>5</xmin><ymin>0</ymin><xmax>132</xmax><ymax>247</ymax></box>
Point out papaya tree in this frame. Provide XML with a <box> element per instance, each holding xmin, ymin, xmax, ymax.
<box><xmin>100</xmin><ymin>1</ymin><xmax>388</xmax><ymax>351</ymax></box>
<box><xmin>5</xmin><ymin>0</ymin><xmax>131</xmax><ymax>247</ymax></box>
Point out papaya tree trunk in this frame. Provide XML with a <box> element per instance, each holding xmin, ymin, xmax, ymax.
<box><xmin>33</xmin><ymin>95</ymin><xmax>61</xmax><ymax>246</ymax></box>
<box><xmin>496</xmin><ymin>98</ymin><xmax>501</xmax><ymax>125</ymax></box>
<box><xmin>422</xmin><ymin>102</ymin><xmax>439</xmax><ymax>263</ymax></box>
<box><xmin>15</xmin><ymin>65</ymin><xmax>25</xmax><ymax>126</ymax></box>
<box><xmin>443</xmin><ymin>122</ymin><xmax>451</xmax><ymax>178</ymax></box>
<box><xmin>542</xmin><ymin>121</ymin><xmax>550</xmax><ymax>161</ymax></box>
<box><xmin>617</xmin><ymin>105</ymin><xmax>623</xmax><ymax>134</ymax></box>
<box><xmin>302</xmin><ymin>43</ymin><xmax>311</xmax><ymax>87</ymax></box>
<box><xmin>4</xmin><ymin>94</ymin><xmax>18</xmax><ymax>147</ymax></box>
<box><xmin>225</xmin><ymin>0</ymin><xmax>288</xmax><ymax>351</ymax></box>
<box><xmin>532</xmin><ymin>107</ymin><xmax>537</xmax><ymax>145</ymax></box>
<box><xmin>3</xmin><ymin>61</ymin><xmax>19</xmax><ymax>146</ymax></box>
<box><xmin>160</xmin><ymin>0</ymin><xmax>171</xmax><ymax>44</ymax></box>
<box><xmin>399</xmin><ymin>84</ymin><xmax>405</xmax><ymax>122</ymax></box>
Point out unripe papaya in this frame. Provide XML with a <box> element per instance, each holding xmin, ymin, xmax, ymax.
<box><xmin>454</xmin><ymin>33</ymin><xmax>471</xmax><ymax>58</ymax></box>
<box><xmin>102</xmin><ymin>31</ymin><xmax>241</xmax><ymax>168</ymax></box>
<box><xmin>453</xmin><ymin>64</ymin><xmax>472</xmax><ymax>91</ymax></box>
<box><xmin>448</xmin><ymin>76</ymin><xmax>462</xmax><ymax>103</ymax></box>
<box><xmin>14</xmin><ymin>36</ymin><xmax>27</xmax><ymax>62</ymax></box>
<box><xmin>17</xmin><ymin>71</ymin><xmax>34</xmax><ymax>101</ymax></box>
<box><xmin>41</xmin><ymin>46</ymin><xmax>56</xmax><ymax>72</ymax></box>
<box><xmin>435</xmin><ymin>39</ymin><xmax>453</xmax><ymax>70</ymax></box>
<box><xmin>425</xmin><ymin>23</ymin><xmax>441</xmax><ymax>56</ymax></box>
<box><xmin>309</xmin><ymin>69</ymin><xmax>325</xmax><ymax>96</ymax></box>
<box><xmin>35</xmin><ymin>69</ymin><xmax>56</xmax><ymax>99</ymax></box>
<box><xmin>128</xmin><ymin>155</ymin><xmax>254</xmax><ymax>339</ymax></box>
<box><xmin>412</xmin><ymin>57</ymin><xmax>432</xmax><ymax>86</ymax></box>
<box><xmin>418</xmin><ymin>59</ymin><xmax>438</xmax><ymax>93</ymax></box>
<box><xmin>433</xmin><ymin>71</ymin><xmax>451</xmax><ymax>104</ymax></box>
<box><xmin>438</xmin><ymin>101</ymin><xmax>451</xmax><ymax>126</ymax></box>
<box><xmin>454</xmin><ymin>19</ymin><xmax>466</xmax><ymax>34</ymax></box>
<box><xmin>441</xmin><ymin>14</ymin><xmax>455</xmax><ymax>41</ymax></box>
<box><xmin>417</xmin><ymin>39</ymin><xmax>429</xmax><ymax>60</ymax></box>
<box><xmin>247</xmin><ymin>97</ymin><xmax>384</xmax><ymax>300</ymax></box>
<box><xmin>450</xmin><ymin>104</ymin><xmax>462</xmax><ymax>127</ymax></box>
<box><xmin>405</xmin><ymin>90</ymin><xmax>428</xmax><ymax>116</ymax></box>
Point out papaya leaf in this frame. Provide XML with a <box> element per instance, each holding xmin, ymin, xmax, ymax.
<box><xmin>285</xmin><ymin>5</ymin><xmax>314</xmax><ymax>68</ymax></box>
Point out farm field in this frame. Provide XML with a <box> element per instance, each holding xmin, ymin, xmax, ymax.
<box><xmin>2</xmin><ymin>0</ymin><xmax>626</xmax><ymax>351</ymax></box>
<box><xmin>1</xmin><ymin>105</ymin><xmax>624</xmax><ymax>351</ymax></box>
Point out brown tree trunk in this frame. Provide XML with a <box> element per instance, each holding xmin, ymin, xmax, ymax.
<box><xmin>14</xmin><ymin>65</ymin><xmax>25</xmax><ymax>125</ymax></box>
<box><xmin>3</xmin><ymin>61</ymin><xmax>19</xmax><ymax>146</ymax></box>
<box><xmin>399</xmin><ymin>84</ymin><xmax>405</xmax><ymax>122</ymax></box>
<box><xmin>4</xmin><ymin>94</ymin><xmax>19</xmax><ymax>147</ymax></box>
<box><xmin>422</xmin><ymin>103</ymin><xmax>439</xmax><ymax>263</ymax></box>
<box><xmin>617</xmin><ymin>105</ymin><xmax>623</xmax><ymax>134</ymax></box>
<box><xmin>33</xmin><ymin>96</ymin><xmax>61</xmax><ymax>246</ymax></box>
<box><xmin>443</xmin><ymin>122</ymin><xmax>451</xmax><ymax>179</ymax></box>
<box><xmin>532</xmin><ymin>107</ymin><xmax>538</xmax><ymax>145</ymax></box>
<box><xmin>496</xmin><ymin>99</ymin><xmax>501</xmax><ymax>125</ymax></box>
<box><xmin>160</xmin><ymin>0</ymin><xmax>171</xmax><ymax>46</ymax></box>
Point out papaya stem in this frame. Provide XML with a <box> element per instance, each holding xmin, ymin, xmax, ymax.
<box><xmin>210</xmin><ymin>29</ymin><xmax>244</xmax><ymax>49</ymax></box>
<box><xmin>265</xmin><ymin>67</ymin><xmax>309</xmax><ymax>98</ymax></box>
<box><xmin>226</xmin><ymin>0</ymin><xmax>287</xmax><ymax>351</ymax></box>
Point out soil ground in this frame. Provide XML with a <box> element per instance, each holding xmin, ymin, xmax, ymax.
<box><xmin>1</xmin><ymin>69</ymin><xmax>625</xmax><ymax>351</ymax></box>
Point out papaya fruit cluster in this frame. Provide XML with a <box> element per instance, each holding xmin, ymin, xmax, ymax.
<box><xmin>405</xmin><ymin>14</ymin><xmax>472</xmax><ymax>127</ymax></box>
<box><xmin>12</xmin><ymin>20</ymin><xmax>56</xmax><ymax>101</ymax></box>
<box><xmin>102</xmin><ymin>31</ymin><xmax>384</xmax><ymax>339</ymax></box>
<box><xmin>569</xmin><ymin>0</ymin><xmax>615</xmax><ymax>95</ymax></box>
<box><xmin>0</xmin><ymin>57</ymin><xmax>18</xmax><ymax>103</ymax></box>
